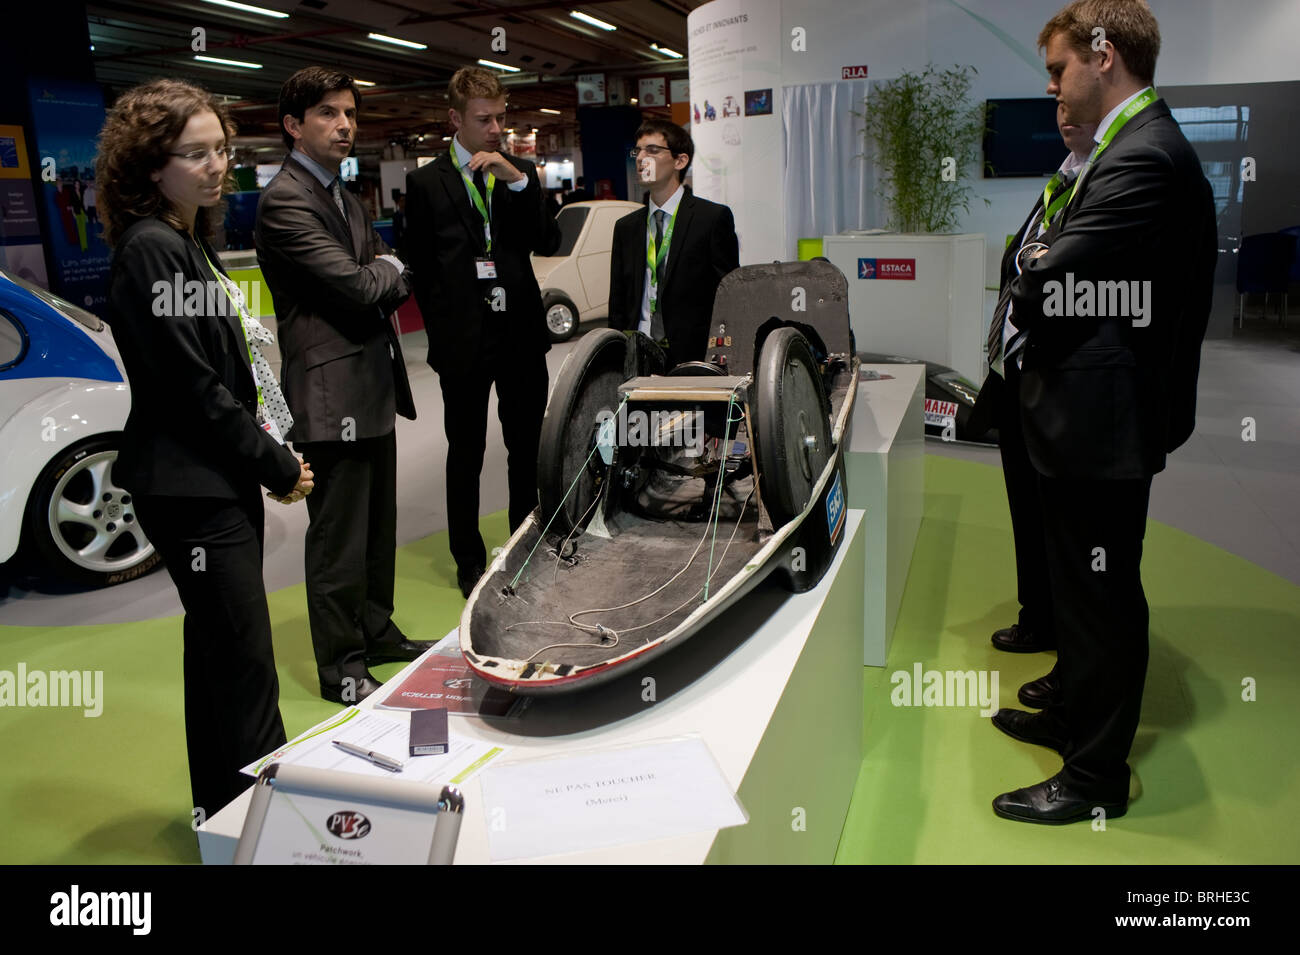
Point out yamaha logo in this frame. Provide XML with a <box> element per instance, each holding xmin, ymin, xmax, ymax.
<box><xmin>326</xmin><ymin>811</ymin><xmax>371</xmax><ymax>839</ymax></box>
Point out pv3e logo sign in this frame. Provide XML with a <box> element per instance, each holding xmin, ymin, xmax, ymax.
<box><xmin>326</xmin><ymin>810</ymin><xmax>371</xmax><ymax>839</ymax></box>
<box><xmin>858</xmin><ymin>258</ymin><xmax>916</xmax><ymax>280</ymax></box>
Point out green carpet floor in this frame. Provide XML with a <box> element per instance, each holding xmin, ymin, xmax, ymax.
<box><xmin>1</xmin><ymin>457</ymin><xmax>1297</xmax><ymax>864</ymax></box>
<box><xmin>835</xmin><ymin>455</ymin><xmax>1300</xmax><ymax>863</ymax></box>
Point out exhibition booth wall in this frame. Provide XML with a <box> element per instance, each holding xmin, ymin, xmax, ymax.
<box><xmin>687</xmin><ymin>0</ymin><xmax>1300</xmax><ymax>342</ymax></box>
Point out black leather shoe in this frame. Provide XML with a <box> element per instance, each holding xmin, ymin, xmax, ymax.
<box><xmin>991</xmin><ymin>623</ymin><xmax>1055</xmax><ymax>653</ymax></box>
<box><xmin>320</xmin><ymin>674</ymin><xmax>383</xmax><ymax>705</ymax></box>
<box><xmin>457</xmin><ymin>564</ymin><xmax>485</xmax><ymax>598</ymax></box>
<box><xmin>365</xmin><ymin>639</ymin><xmax>433</xmax><ymax>664</ymax></box>
<box><xmin>991</xmin><ymin>708</ymin><xmax>1068</xmax><ymax>755</ymax></box>
<box><xmin>1018</xmin><ymin>670</ymin><xmax>1061</xmax><ymax>708</ymax></box>
<box><xmin>993</xmin><ymin>773</ymin><xmax>1127</xmax><ymax>825</ymax></box>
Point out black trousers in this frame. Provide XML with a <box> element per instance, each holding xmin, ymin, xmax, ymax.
<box><xmin>295</xmin><ymin>430</ymin><xmax>404</xmax><ymax>688</ymax></box>
<box><xmin>438</xmin><ymin>329</ymin><xmax>548</xmax><ymax>572</ymax></box>
<box><xmin>1037</xmin><ymin>473</ymin><xmax>1152</xmax><ymax>798</ymax></box>
<box><xmin>134</xmin><ymin>490</ymin><xmax>287</xmax><ymax>817</ymax></box>
<box><xmin>997</xmin><ymin>363</ymin><xmax>1054</xmax><ymax>637</ymax></box>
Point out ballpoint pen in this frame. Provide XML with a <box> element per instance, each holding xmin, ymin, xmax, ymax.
<box><xmin>332</xmin><ymin>740</ymin><xmax>404</xmax><ymax>772</ymax></box>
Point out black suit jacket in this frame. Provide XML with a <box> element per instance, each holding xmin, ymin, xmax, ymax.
<box><xmin>106</xmin><ymin>216</ymin><xmax>301</xmax><ymax>498</ymax></box>
<box><xmin>1008</xmin><ymin>99</ymin><xmax>1217</xmax><ymax>480</ymax></box>
<box><xmin>608</xmin><ymin>186</ymin><xmax>740</xmax><ymax>363</ymax></box>
<box><xmin>254</xmin><ymin>154</ymin><xmax>415</xmax><ymax>443</ymax></box>
<box><xmin>403</xmin><ymin>150</ymin><xmax>560</xmax><ymax>375</ymax></box>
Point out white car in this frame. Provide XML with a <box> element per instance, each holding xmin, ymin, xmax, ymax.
<box><xmin>532</xmin><ymin>199</ymin><xmax>641</xmax><ymax>342</ymax></box>
<box><xmin>0</xmin><ymin>270</ymin><xmax>159</xmax><ymax>587</ymax></box>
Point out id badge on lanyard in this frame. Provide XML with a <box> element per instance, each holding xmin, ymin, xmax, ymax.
<box><xmin>260</xmin><ymin>416</ymin><xmax>285</xmax><ymax>445</ymax></box>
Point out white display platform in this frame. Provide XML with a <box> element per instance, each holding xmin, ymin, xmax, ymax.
<box><xmin>845</xmin><ymin>365</ymin><xmax>925</xmax><ymax>666</ymax></box>
<box><xmin>823</xmin><ymin>232</ymin><xmax>986</xmax><ymax>383</ymax></box>
<box><xmin>199</xmin><ymin>511</ymin><xmax>865</xmax><ymax>865</ymax></box>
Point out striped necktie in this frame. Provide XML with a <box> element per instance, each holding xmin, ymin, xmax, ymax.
<box><xmin>988</xmin><ymin>165</ymin><xmax>1081</xmax><ymax>374</ymax></box>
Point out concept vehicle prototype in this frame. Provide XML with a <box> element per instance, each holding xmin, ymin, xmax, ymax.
<box><xmin>460</xmin><ymin>260</ymin><xmax>860</xmax><ymax>694</ymax></box>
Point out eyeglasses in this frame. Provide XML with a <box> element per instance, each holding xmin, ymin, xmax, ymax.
<box><xmin>629</xmin><ymin>145</ymin><xmax>672</xmax><ymax>158</ymax></box>
<box><xmin>169</xmin><ymin>146</ymin><xmax>235</xmax><ymax>166</ymax></box>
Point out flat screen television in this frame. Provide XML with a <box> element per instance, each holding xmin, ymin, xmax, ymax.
<box><xmin>983</xmin><ymin>98</ymin><xmax>1065</xmax><ymax>177</ymax></box>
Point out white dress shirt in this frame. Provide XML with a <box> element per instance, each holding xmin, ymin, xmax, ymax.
<box><xmin>450</xmin><ymin>135</ymin><xmax>528</xmax><ymax>252</ymax></box>
<box><xmin>638</xmin><ymin>183</ymin><xmax>685</xmax><ymax>336</ymax></box>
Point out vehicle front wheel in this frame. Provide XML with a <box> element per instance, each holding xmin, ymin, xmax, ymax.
<box><xmin>22</xmin><ymin>436</ymin><xmax>162</xmax><ymax>588</ymax></box>
<box><xmin>544</xmin><ymin>293</ymin><xmax>580</xmax><ymax>342</ymax></box>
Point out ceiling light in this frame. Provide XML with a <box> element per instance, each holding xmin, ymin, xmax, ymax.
<box><xmin>368</xmin><ymin>33</ymin><xmax>427</xmax><ymax>50</ymax></box>
<box><xmin>194</xmin><ymin>54</ymin><xmax>263</xmax><ymax>70</ymax></box>
<box><xmin>442</xmin><ymin>136</ymin><xmax>451</xmax><ymax>141</ymax></box>
<box><xmin>629</xmin><ymin>98</ymin><xmax>638</xmax><ymax>104</ymax></box>
<box><xmin>477</xmin><ymin>58</ymin><xmax>520</xmax><ymax>73</ymax></box>
<box><xmin>201</xmin><ymin>0</ymin><xmax>289</xmax><ymax>18</ymax></box>
<box><xmin>539</xmin><ymin>108</ymin><xmax>561</xmax><ymax>115</ymax></box>
<box><xmin>569</xmin><ymin>10</ymin><xmax>617</xmax><ymax>31</ymax></box>
<box><xmin>650</xmin><ymin>43</ymin><xmax>683</xmax><ymax>58</ymax></box>
<box><xmin>354</xmin><ymin>79</ymin><xmax>376</xmax><ymax>87</ymax></box>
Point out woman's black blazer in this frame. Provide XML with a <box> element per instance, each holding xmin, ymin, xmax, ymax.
<box><xmin>105</xmin><ymin>216</ymin><xmax>300</xmax><ymax>499</ymax></box>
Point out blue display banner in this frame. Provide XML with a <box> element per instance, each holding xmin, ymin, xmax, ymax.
<box><xmin>26</xmin><ymin>80</ymin><xmax>110</xmax><ymax>310</ymax></box>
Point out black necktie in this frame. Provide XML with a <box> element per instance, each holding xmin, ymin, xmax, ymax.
<box><xmin>472</xmin><ymin>168</ymin><xmax>488</xmax><ymax>204</ymax></box>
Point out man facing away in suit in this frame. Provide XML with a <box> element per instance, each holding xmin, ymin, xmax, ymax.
<box><xmin>970</xmin><ymin>105</ymin><xmax>1097</xmax><ymax>692</ymax></box>
<box><xmin>403</xmin><ymin>67</ymin><xmax>560</xmax><ymax>598</ymax></box>
<box><xmin>986</xmin><ymin>0</ymin><xmax>1216</xmax><ymax>824</ymax></box>
<box><xmin>608</xmin><ymin>119</ymin><xmax>739</xmax><ymax>370</ymax></box>
<box><xmin>255</xmin><ymin>67</ymin><xmax>430</xmax><ymax>705</ymax></box>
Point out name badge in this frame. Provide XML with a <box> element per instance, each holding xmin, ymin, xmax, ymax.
<box><xmin>475</xmin><ymin>259</ymin><xmax>497</xmax><ymax>280</ymax></box>
<box><xmin>261</xmin><ymin>417</ymin><xmax>286</xmax><ymax>446</ymax></box>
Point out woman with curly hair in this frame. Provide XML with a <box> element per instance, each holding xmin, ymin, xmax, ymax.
<box><xmin>96</xmin><ymin>78</ymin><xmax>314</xmax><ymax>817</ymax></box>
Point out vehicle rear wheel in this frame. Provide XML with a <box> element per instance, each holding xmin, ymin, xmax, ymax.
<box><xmin>544</xmin><ymin>293</ymin><xmax>580</xmax><ymax>342</ymax></box>
<box><xmin>22</xmin><ymin>436</ymin><xmax>161</xmax><ymax>587</ymax></box>
<box><xmin>537</xmin><ymin>328</ymin><xmax>628</xmax><ymax>536</ymax></box>
<box><xmin>753</xmin><ymin>327</ymin><xmax>832</xmax><ymax>526</ymax></box>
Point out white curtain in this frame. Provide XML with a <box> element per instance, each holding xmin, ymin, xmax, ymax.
<box><xmin>782</xmin><ymin>80</ymin><xmax>878</xmax><ymax>259</ymax></box>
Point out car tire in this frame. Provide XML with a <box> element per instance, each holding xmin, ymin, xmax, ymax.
<box><xmin>753</xmin><ymin>327</ymin><xmax>833</xmax><ymax>526</ymax></box>
<box><xmin>544</xmin><ymin>293</ymin><xmax>580</xmax><ymax>343</ymax></box>
<box><xmin>21</xmin><ymin>435</ymin><xmax>162</xmax><ymax>588</ymax></box>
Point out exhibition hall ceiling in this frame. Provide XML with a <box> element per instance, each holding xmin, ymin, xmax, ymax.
<box><xmin>85</xmin><ymin>0</ymin><xmax>702</xmax><ymax>146</ymax></box>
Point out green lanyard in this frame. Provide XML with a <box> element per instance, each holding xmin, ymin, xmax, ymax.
<box><xmin>195</xmin><ymin>238</ymin><xmax>263</xmax><ymax>407</ymax></box>
<box><xmin>1039</xmin><ymin>169</ymin><xmax>1077</xmax><ymax>230</ymax></box>
<box><xmin>646</xmin><ymin>204</ymin><xmax>678</xmax><ymax>310</ymax></box>
<box><xmin>1068</xmin><ymin>86</ymin><xmax>1157</xmax><ymax>209</ymax></box>
<box><xmin>450</xmin><ymin>144</ymin><xmax>495</xmax><ymax>253</ymax></box>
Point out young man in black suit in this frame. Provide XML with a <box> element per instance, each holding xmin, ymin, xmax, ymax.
<box><xmin>608</xmin><ymin>119</ymin><xmax>739</xmax><ymax>370</ymax></box>
<box><xmin>403</xmin><ymin>67</ymin><xmax>561</xmax><ymax>597</ymax></box>
<box><xmin>969</xmin><ymin>107</ymin><xmax>1097</xmax><ymax>685</ymax></box>
<box><xmin>256</xmin><ymin>67</ymin><xmax>428</xmax><ymax>705</ymax></box>
<box><xmin>988</xmin><ymin>0</ymin><xmax>1217</xmax><ymax>824</ymax></box>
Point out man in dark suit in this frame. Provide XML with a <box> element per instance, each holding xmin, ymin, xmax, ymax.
<box><xmin>403</xmin><ymin>67</ymin><xmax>560</xmax><ymax>597</ymax></box>
<box><xmin>608</xmin><ymin>119</ymin><xmax>739</xmax><ymax>370</ymax></box>
<box><xmin>562</xmin><ymin>176</ymin><xmax>591</xmax><ymax>205</ymax></box>
<box><xmin>988</xmin><ymin>0</ymin><xmax>1217</xmax><ymax>824</ymax></box>
<box><xmin>970</xmin><ymin>106</ymin><xmax>1097</xmax><ymax>687</ymax></box>
<box><xmin>255</xmin><ymin>67</ymin><xmax>428</xmax><ymax>704</ymax></box>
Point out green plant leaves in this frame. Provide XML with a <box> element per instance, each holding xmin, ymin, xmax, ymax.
<box><xmin>863</xmin><ymin>64</ymin><xmax>987</xmax><ymax>233</ymax></box>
